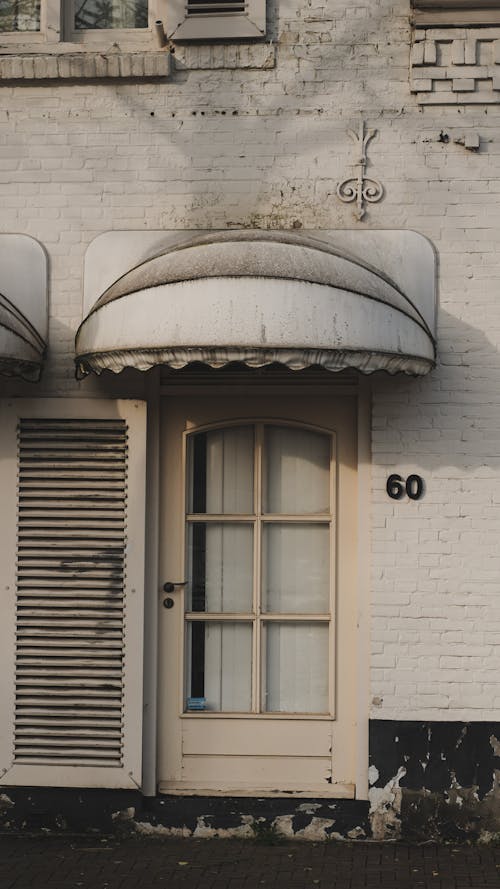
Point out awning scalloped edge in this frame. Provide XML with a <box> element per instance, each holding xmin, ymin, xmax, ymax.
<box><xmin>76</xmin><ymin>347</ymin><xmax>435</xmax><ymax>380</ymax></box>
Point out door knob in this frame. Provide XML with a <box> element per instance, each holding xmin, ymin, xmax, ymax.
<box><xmin>162</xmin><ymin>580</ymin><xmax>187</xmax><ymax>593</ymax></box>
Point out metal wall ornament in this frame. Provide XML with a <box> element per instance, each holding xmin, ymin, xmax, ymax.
<box><xmin>337</xmin><ymin>121</ymin><xmax>384</xmax><ymax>221</ymax></box>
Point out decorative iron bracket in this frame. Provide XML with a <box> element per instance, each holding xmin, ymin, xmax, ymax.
<box><xmin>336</xmin><ymin>121</ymin><xmax>384</xmax><ymax>221</ymax></box>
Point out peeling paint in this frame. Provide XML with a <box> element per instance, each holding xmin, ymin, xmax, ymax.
<box><xmin>273</xmin><ymin>815</ymin><xmax>335</xmax><ymax>841</ymax></box>
<box><xmin>489</xmin><ymin>735</ymin><xmax>500</xmax><ymax>757</ymax></box>
<box><xmin>368</xmin><ymin>766</ymin><xmax>406</xmax><ymax>841</ymax></box>
<box><xmin>296</xmin><ymin>803</ymin><xmax>322</xmax><ymax>814</ymax></box>
<box><xmin>347</xmin><ymin>826</ymin><xmax>367</xmax><ymax>839</ymax></box>
<box><xmin>134</xmin><ymin>821</ymin><xmax>192</xmax><ymax>838</ymax></box>
<box><xmin>111</xmin><ymin>807</ymin><xmax>135</xmax><ymax>822</ymax></box>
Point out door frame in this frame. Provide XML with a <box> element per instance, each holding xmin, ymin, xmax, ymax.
<box><xmin>141</xmin><ymin>374</ymin><xmax>371</xmax><ymax>800</ymax></box>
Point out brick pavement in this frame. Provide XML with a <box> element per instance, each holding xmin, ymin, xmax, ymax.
<box><xmin>0</xmin><ymin>836</ymin><xmax>499</xmax><ymax>889</ymax></box>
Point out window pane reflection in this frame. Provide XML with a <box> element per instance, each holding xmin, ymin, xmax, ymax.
<box><xmin>75</xmin><ymin>0</ymin><xmax>148</xmax><ymax>29</ymax></box>
<box><xmin>0</xmin><ymin>0</ymin><xmax>40</xmax><ymax>31</ymax></box>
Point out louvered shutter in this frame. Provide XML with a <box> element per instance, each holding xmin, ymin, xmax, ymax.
<box><xmin>0</xmin><ymin>399</ymin><xmax>146</xmax><ymax>789</ymax></box>
<box><xmin>167</xmin><ymin>0</ymin><xmax>265</xmax><ymax>39</ymax></box>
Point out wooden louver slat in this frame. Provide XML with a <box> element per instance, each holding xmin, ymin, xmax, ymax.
<box><xmin>14</xmin><ymin>418</ymin><xmax>128</xmax><ymax>767</ymax></box>
<box><xmin>187</xmin><ymin>0</ymin><xmax>246</xmax><ymax>14</ymax></box>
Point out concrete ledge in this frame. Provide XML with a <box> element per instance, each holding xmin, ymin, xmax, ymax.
<box><xmin>0</xmin><ymin>52</ymin><xmax>172</xmax><ymax>81</ymax></box>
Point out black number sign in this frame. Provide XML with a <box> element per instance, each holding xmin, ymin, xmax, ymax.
<box><xmin>386</xmin><ymin>474</ymin><xmax>424</xmax><ymax>501</ymax></box>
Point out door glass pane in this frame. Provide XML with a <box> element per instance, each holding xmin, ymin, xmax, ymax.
<box><xmin>263</xmin><ymin>622</ymin><xmax>329</xmax><ymax>713</ymax></box>
<box><xmin>0</xmin><ymin>1</ymin><xmax>40</xmax><ymax>30</ymax></box>
<box><xmin>264</xmin><ymin>426</ymin><xmax>330</xmax><ymax>514</ymax></box>
<box><xmin>188</xmin><ymin>426</ymin><xmax>254</xmax><ymax>515</ymax></box>
<box><xmin>75</xmin><ymin>0</ymin><xmax>148</xmax><ymax>29</ymax></box>
<box><xmin>186</xmin><ymin>621</ymin><xmax>252</xmax><ymax>712</ymax></box>
<box><xmin>263</xmin><ymin>523</ymin><xmax>330</xmax><ymax>613</ymax></box>
<box><xmin>187</xmin><ymin>522</ymin><xmax>253</xmax><ymax>612</ymax></box>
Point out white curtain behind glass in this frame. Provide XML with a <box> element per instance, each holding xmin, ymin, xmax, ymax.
<box><xmin>264</xmin><ymin>623</ymin><xmax>328</xmax><ymax>713</ymax></box>
<box><xmin>199</xmin><ymin>427</ymin><xmax>254</xmax><ymax>709</ymax></box>
<box><xmin>205</xmin><ymin>524</ymin><xmax>253</xmax><ymax>612</ymax></box>
<box><xmin>206</xmin><ymin>427</ymin><xmax>253</xmax><ymax>514</ymax></box>
<box><xmin>263</xmin><ymin>523</ymin><xmax>329</xmax><ymax>612</ymax></box>
<box><xmin>265</xmin><ymin>426</ymin><xmax>330</xmax><ymax>514</ymax></box>
<box><xmin>204</xmin><ymin>623</ymin><xmax>252</xmax><ymax>711</ymax></box>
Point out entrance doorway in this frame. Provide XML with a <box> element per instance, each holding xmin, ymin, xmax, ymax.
<box><xmin>158</xmin><ymin>393</ymin><xmax>358</xmax><ymax>796</ymax></box>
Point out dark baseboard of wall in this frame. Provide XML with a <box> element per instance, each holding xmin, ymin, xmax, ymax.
<box><xmin>369</xmin><ymin>720</ymin><xmax>500</xmax><ymax>841</ymax></box>
<box><xmin>2</xmin><ymin>720</ymin><xmax>499</xmax><ymax>841</ymax></box>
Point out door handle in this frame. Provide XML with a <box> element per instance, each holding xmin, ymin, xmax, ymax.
<box><xmin>162</xmin><ymin>580</ymin><xmax>187</xmax><ymax>593</ymax></box>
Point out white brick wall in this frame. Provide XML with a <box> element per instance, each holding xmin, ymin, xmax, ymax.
<box><xmin>1</xmin><ymin>0</ymin><xmax>500</xmax><ymax>721</ymax></box>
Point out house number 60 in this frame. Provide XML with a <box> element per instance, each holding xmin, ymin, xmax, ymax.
<box><xmin>386</xmin><ymin>474</ymin><xmax>424</xmax><ymax>501</ymax></box>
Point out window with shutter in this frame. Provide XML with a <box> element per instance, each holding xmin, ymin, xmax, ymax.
<box><xmin>0</xmin><ymin>399</ymin><xmax>146</xmax><ymax>789</ymax></box>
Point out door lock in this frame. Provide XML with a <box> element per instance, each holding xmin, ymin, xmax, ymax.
<box><xmin>163</xmin><ymin>580</ymin><xmax>187</xmax><ymax>593</ymax></box>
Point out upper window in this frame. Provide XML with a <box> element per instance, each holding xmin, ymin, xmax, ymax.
<box><xmin>0</xmin><ymin>0</ymin><xmax>266</xmax><ymax>45</ymax></box>
<box><xmin>412</xmin><ymin>0</ymin><xmax>500</xmax><ymax>26</ymax></box>
<box><xmin>0</xmin><ymin>0</ymin><xmax>167</xmax><ymax>47</ymax></box>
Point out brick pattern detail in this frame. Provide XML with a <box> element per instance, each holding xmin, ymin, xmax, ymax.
<box><xmin>174</xmin><ymin>43</ymin><xmax>276</xmax><ymax>70</ymax></box>
<box><xmin>411</xmin><ymin>27</ymin><xmax>500</xmax><ymax>103</ymax></box>
<box><xmin>0</xmin><ymin>52</ymin><xmax>172</xmax><ymax>81</ymax></box>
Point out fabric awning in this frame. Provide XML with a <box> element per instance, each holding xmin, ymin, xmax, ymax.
<box><xmin>75</xmin><ymin>230</ymin><xmax>436</xmax><ymax>378</ymax></box>
<box><xmin>0</xmin><ymin>293</ymin><xmax>46</xmax><ymax>382</ymax></box>
<box><xmin>0</xmin><ymin>235</ymin><xmax>47</xmax><ymax>382</ymax></box>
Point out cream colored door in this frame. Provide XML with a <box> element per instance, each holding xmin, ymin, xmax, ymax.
<box><xmin>158</xmin><ymin>393</ymin><xmax>358</xmax><ymax>797</ymax></box>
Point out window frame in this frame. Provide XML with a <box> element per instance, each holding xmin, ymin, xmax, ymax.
<box><xmin>0</xmin><ymin>0</ymin><xmax>168</xmax><ymax>51</ymax></box>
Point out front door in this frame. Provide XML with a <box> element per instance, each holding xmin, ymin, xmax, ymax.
<box><xmin>158</xmin><ymin>393</ymin><xmax>358</xmax><ymax>796</ymax></box>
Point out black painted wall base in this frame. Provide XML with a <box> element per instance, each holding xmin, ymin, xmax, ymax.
<box><xmin>369</xmin><ymin>720</ymin><xmax>500</xmax><ymax>842</ymax></box>
<box><xmin>0</xmin><ymin>788</ymin><xmax>370</xmax><ymax>839</ymax></box>
<box><xmin>2</xmin><ymin>721</ymin><xmax>500</xmax><ymax>841</ymax></box>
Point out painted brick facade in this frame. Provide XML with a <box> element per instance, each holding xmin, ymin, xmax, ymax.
<box><xmin>1</xmin><ymin>0</ymin><xmax>500</xmax><ymax>838</ymax></box>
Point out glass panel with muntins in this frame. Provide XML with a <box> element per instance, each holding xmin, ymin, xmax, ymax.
<box><xmin>185</xmin><ymin>423</ymin><xmax>333</xmax><ymax>715</ymax></box>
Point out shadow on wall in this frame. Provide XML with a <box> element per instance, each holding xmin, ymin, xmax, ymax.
<box><xmin>369</xmin><ymin>308</ymin><xmax>500</xmax><ymax>842</ymax></box>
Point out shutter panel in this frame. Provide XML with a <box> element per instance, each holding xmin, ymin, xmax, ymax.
<box><xmin>0</xmin><ymin>400</ymin><xmax>146</xmax><ymax>789</ymax></box>
<box><xmin>186</xmin><ymin>0</ymin><xmax>246</xmax><ymax>14</ymax></box>
<box><xmin>167</xmin><ymin>0</ymin><xmax>265</xmax><ymax>39</ymax></box>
